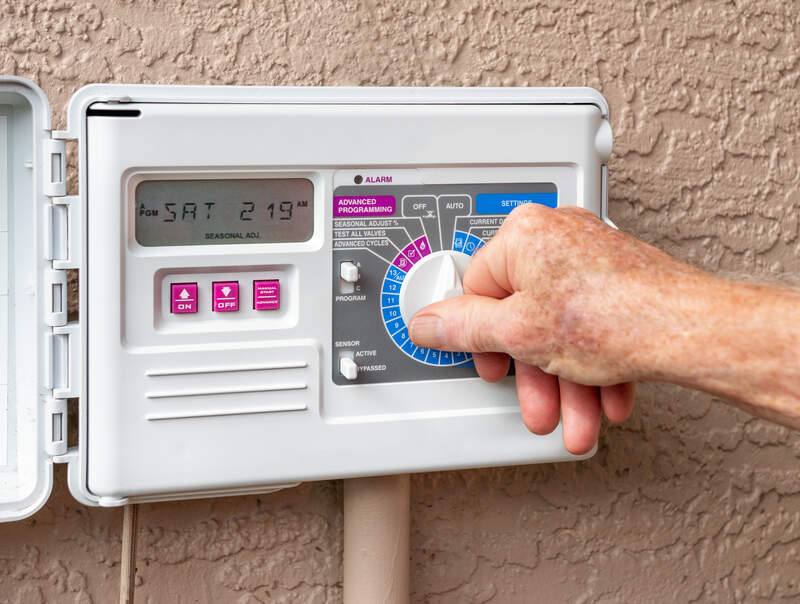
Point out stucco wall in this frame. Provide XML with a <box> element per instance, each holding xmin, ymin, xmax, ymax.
<box><xmin>2</xmin><ymin>0</ymin><xmax>800</xmax><ymax>602</ymax></box>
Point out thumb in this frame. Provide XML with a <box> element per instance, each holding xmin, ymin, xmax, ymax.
<box><xmin>408</xmin><ymin>294</ymin><xmax>512</xmax><ymax>353</ymax></box>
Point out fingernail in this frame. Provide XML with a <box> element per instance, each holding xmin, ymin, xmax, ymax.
<box><xmin>409</xmin><ymin>315</ymin><xmax>444</xmax><ymax>348</ymax></box>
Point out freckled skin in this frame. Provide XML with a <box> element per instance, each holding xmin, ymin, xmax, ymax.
<box><xmin>409</xmin><ymin>204</ymin><xmax>800</xmax><ymax>453</ymax></box>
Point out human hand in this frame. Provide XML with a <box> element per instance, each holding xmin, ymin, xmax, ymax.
<box><xmin>408</xmin><ymin>204</ymin><xmax>702</xmax><ymax>454</ymax></box>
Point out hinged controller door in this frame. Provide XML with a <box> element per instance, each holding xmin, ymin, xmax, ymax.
<box><xmin>0</xmin><ymin>76</ymin><xmax>66</xmax><ymax>522</ymax></box>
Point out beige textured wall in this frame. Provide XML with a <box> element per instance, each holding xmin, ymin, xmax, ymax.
<box><xmin>2</xmin><ymin>1</ymin><xmax>800</xmax><ymax>602</ymax></box>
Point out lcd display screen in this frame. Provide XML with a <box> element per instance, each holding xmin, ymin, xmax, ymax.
<box><xmin>134</xmin><ymin>178</ymin><xmax>314</xmax><ymax>246</ymax></box>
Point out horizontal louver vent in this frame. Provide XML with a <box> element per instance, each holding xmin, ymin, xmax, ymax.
<box><xmin>144</xmin><ymin>360</ymin><xmax>310</xmax><ymax>421</ymax></box>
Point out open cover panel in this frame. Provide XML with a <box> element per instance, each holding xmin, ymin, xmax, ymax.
<box><xmin>0</xmin><ymin>77</ymin><xmax>53</xmax><ymax>521</ymax></box>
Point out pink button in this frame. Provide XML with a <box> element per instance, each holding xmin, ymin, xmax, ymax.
<box><xmin>392</xmin><ymin>253</ymin><xmax>412</xmax><ymax>271</ymax></box>
<box><xmin>212</xmin><ymin>281</ymin><xmax>239</xmax><ymax>312</ymax></box>
<box><xmin>254</xmin><ymin>280</ymin><xmax>280</xmax><ymax>310</ymax></box>
<box><xmin>171</xmin><ymin>283</ymin><xmax>198</xmax><ymax>314</ymax></box>
<box><xmin>414</xmin><ymin>236</ymin><xmax>431</xmax><ymax>257</ymax></box>
<box><xmin>401</xmin><ymin>242</ymin><xmax>421</xmax><ymax>264</ymax></box>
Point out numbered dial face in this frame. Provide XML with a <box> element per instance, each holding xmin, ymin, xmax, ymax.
<box><xmin>381</xmin><ymin>236</ymin><xmax>482</xmax><ymax>367</ymax></box>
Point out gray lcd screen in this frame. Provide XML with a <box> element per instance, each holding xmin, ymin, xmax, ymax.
<box><xmin>134</xmin><ymin>178</ymin><xmax>314</xmax><ymax>246</ymax></box>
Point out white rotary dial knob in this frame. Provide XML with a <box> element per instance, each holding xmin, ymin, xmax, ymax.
<box><xmin>399</xmin><ymin>250</ymin><xmax>471</xmax><ymax>324</ymax></box>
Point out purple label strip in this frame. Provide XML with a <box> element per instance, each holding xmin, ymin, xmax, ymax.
<box><xmin>334</xmin><ymin>195</ymin><xmax>396</xmax><ymax>217</ymax></box>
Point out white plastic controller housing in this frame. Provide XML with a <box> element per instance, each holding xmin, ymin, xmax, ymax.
<box><xmin>0</xmin><ymin>79</ymin><xmax>612</xmax><ymax>521</ymax></box>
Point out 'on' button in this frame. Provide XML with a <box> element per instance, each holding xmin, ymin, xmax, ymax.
<box><xmin>170</xmin><ymin>283</ymin><xmax>198</xmax><ymax>314</ymax></box>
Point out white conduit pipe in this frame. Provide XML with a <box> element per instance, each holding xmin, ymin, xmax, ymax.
<box><xmin>343</xmin><ymin>474</ymin><xmax>411</xmax><ymax>604</ymax></box>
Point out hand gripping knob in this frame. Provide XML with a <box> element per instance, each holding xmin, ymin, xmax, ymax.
<box><xmin>398</xmin><ymin>250</ymin><xmax>470</xmax><ymax>324</ymax></box>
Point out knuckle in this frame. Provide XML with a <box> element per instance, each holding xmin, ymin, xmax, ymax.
<box><xmin>464</xmin><ymin>305</ymin><xmax>491</xmax><ymax>351</ymax></box>
<box><xmin>498</xmin><ymin>301</ymin><xmax>531</xmax><ymax>356</ymax></box>
<box><xmin>460</xmin><ymin>301</ymin><xmax>504</xmax><ymax>352</ymax></box>
<box><xmin>511</xmin><ymin>202</ymin><xmax>549</xmax><ymax>229</ymax></box>
<box><xmin>440</xmin><ymin>301</ymin><xmax>476</xmax><ymax>351</ymax></box>
<box><xmin>557</xmin><ymin>205</ymin><xmax>599</xmax><ymax>221</ymax></box>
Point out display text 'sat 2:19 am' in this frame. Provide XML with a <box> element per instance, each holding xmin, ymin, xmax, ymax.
<box><xmin>134</xmin><ymin>178</ymin><xmax>314</xmax><ymax>246</ymax></box>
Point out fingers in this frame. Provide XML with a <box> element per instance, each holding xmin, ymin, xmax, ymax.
<box><xmin>462</xmin><ymin>237</ymin><xmax>512</xmax><ymax>299</ymax></box>
<box><xmin>516</xmin><ymin>363</ymin><xmax>561</xmax><ymax>435</ymax></box>
<box><xmin>463</xmin><ymin>203</ymin><xmax>601</xmax><ymax>298</ymax></box>
<box><xmin>559</xmin><ymin>378</ymin><xmax>601</xmax><ymax>455</ymax></box>
<box><xmin>457</xmin><ymin>236</ymin><xmax>514</xmax><ymax>380</ymax></box>
<box><xmin>458</xmin><ymin>235</ymin><xmax>514</xmax><ymax>381</ymax></box>
<box><xmin>515</xmin><ymin>372</ymin><xmax>633</xmax><ymax>454</ymax></box>
<box><xmin>461</xmin><ymin>204</ymin><xmax>597</xmax><ymax>298</ymax></box>
<box><xmin>600</xmin><ymin>382</ymin><xmax>636</xmax><ymax>423</ymax></box>
<box><xmin>408</xmin><ymin>295</ymin><xmax>513</xmax><ymax>353</ymax></box>
<box><xmin>473</xmin><ymin>352</ymin><xmax>511</xmax><ymax>382</ymax></box>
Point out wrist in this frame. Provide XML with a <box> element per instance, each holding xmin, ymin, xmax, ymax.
<box><xmin>643</xmin><ymin>272</ymin><xmax>800</xmax><ymax>425</ymax></box>
<box><xmin>647</xmin><ymin>271</ymin><xmax>733</xmax><ymax>383</ymax></box>
<box><xmin>621</xmin><ymin>266</ymin><xmax>732</xmax><ymax>384</ymax></box>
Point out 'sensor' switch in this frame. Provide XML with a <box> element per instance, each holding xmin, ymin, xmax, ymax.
<box><xmin>339</xmin><ymin>357</ymin><xmax>358</xmax><ymax>381</ymax></box>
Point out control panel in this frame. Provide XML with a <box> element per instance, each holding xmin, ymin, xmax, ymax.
<box><xmin>332</xmin><ymin>183</ymin><xmax>556</xmax><ymax>384</ymax></box>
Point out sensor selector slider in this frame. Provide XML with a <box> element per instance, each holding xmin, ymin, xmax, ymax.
<box><xmin>339</xmin><ymin>357</ymin><xmax>359</xmax><ymax>381</ymax></box>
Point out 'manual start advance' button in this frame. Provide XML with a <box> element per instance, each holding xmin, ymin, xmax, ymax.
<box><xmin>254</xmin><ymin>280</ymin><xmax>280</xmax><ymax>310</ymax></box>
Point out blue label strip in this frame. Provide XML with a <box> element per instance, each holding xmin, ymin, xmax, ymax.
<box><xmin>475</xmin><ymin>192</ymin><xmax>557</xmax><ymax>214</ymax></box>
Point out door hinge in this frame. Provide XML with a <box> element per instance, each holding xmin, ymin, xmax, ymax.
<box><xmin>44</xmin><ymin>195</ymin><xmax>81</xmax><ymax>270</ymax></box>
<box><xmin>42</xmin><ymin>322</ymin><xmax>79</xmax><ymax>457</ymax></box>
<box><xmin>45</xmin><ymin>398</ymin><xmax>68</xmax><ymax>456</ymax></box>
<box><xmin>44</xmin><ymin>322</ymin><xmax>81</xmax><ymax>399</ymax></box>
<box><xmin>42</xmin><ymin>266</ymin><xmax>67</xmax><ymax>326</ymax></box>
<box><xmin>43</xmin><ymin>139</ymin><xmax>66</xmax><ymax>197</ymax></box>
<box><xmin>42</xmin><ymin>135</ymin><xmax>80</xmax><ymax>458</ymax></box>
<box><xmin>42</xmin><ymin>138</ymin><xmax>80</xmax><ymax>270</ymax></box>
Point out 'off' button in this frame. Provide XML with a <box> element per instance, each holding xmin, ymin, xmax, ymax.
<box><xmin>212</xmin><ymin>281</ymin><xmax>239</xmax><ymax>312</ymax></box>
